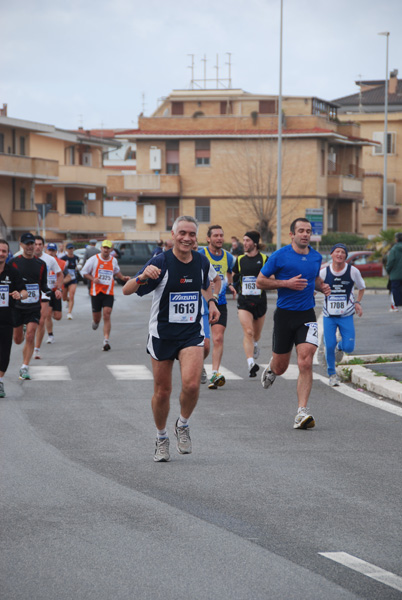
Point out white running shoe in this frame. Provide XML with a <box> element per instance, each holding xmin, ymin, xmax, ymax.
<box><xmin>261</xmin><ymin>360</ymin><xmax>276</xmax><ymax>389</ymax></box>
<box><xmin>103</xmin><ymin>340</ymin><xmax>111</xmax><ymax>351</ymax></box>
<box><xmin>335</xmin><ymin>346</ymin><xmax>344</xmax><ymax>363</ymax></box>
<box><xmin>19</xmin><ymin>366</ymin><xmax>31</xmax><ymax>380</ymax></box>
<box><xmin>46</xmin><ymin>334</ymin><xmax>55</xmax><ymax>344</ymax></box>
<box><xmin>200</xmin><ymin>367</ymin><xmax>207</xmax><ymax>384</ymax></box>
<box><xmin>294</xmin><ymin>408</ymin><xmax>315</xmax><ymax>429</ymax></box>
<box><xmin>34</xmin><ymin>348</ymin><xmax>41</xmax><ymax>360</ymax></box>
<box><xmin>67</xmin><ymin>313</ymin><xmax>73</xmax><ymax>320</ymax></box>
<box><xmin>253</xmin><ymin>344</ymin><xmax>260</xmax><ymax>360</ymax></box>
<box><xmin>92</xmin><ymin>321</ymin><xmax>99</xmax><ymax>330</ymax></box>
<box><xmin>154</xmin><ymin>437</ymin><xmax>170</xmax><ymax>462</ymax></box>
<box><xmin>329</xmin><ymin>374</ymin><xmax>340</xmax><ymax>387</ymax></box>
<box><xmin>174</xmin><ymin>420</ymin><xmax>192</xmax><ymax>454</ymax></box>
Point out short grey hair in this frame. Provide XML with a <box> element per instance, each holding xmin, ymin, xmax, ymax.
<box><xmin>172</xmin><ymin>215</ymin><xmax>199</xmax><ymax>234</ymax></box>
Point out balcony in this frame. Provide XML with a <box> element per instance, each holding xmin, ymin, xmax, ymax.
<box><xmin>59</xmin><ymin>214</ymin><xmax>122</xmax><ymax>233</ymax></box>
<box><xmin>327</xmin><ymin>162</ymin><xmax>364</xmax><ymax>198</ymax></box>
<box><xmin>0</xmin><ymin>154</ymin><xmax>58</xmax><ymax>179</ymax></box>
<box><xmin>58</xmin><ymin>165</ymin><xmax>108</xmax><ymax>187</ymax></box>
<box><xmin>11</xmin><ymin>210</ymin><xmax>122</xmax><ymax>235</ymax></box>
<box><xmin>108</xmin><ymin>173</ymin><xmax>181</xmax><ymax>196</ymax></box>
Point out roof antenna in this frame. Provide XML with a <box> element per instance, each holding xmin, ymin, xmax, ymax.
<box><xmin>226</xmin><ymin>52</ymin><xmax>232</xmax><ymax>89</ymax></box>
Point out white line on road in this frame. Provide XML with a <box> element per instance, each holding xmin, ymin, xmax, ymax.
<box><xmin>107</xmin><ymin>365</ymin><xmax>153</xmax><ymax>380</ymax></box>
<box><xmin>313</xmin><ymin>371</ymin><xmax>402</xmax><ymax>418</ymax></box>
<box><xmin>313</xmin><ymin>310</ymin><xmax>324</xmax><ymax>365</ymax></box>
<box><xmin>281</xmin><ymin>364</ymin><xmax>402</xmax><ymax>418</ymax></box>
<box><xmin>28</xmin><ymin>366</ymin><xmax>71</xmax><ymax>380</ymax></box>
<box><xmin>319</xmin><ymin>552</ymin><xmax>402</xmax><ymax>592</ymax></box>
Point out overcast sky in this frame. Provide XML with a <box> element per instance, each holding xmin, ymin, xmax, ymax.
<box><xmin>2</xmin><ymin>0</ymin><xmax>401</xmax><ymax>130</ymax></box>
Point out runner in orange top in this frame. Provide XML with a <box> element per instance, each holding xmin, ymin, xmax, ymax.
<box><xmin>81</xmin><ymin>240</ymin><xmax>129</xmax><ymax>351</ymax></box>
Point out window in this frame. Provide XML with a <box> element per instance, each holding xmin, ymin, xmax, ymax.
<box><xmin>66</xmin><ymin>146</ymin><xmax>75</xmax><ymax>165</ymax></box>
<box><xmin>195</xmin><ymin>199</ymin><xmax>210</xmax><ymax>223</ymax></box>
<box><xmin>195</xmin><ymin>140</ymin><xmax>210</xmax><ymax>166</ymax></box>
<box><xmin>0</xmin><ymin>133</ymin><xmax>4</xmax><ymax>153</ymax></box>
<box><xmin>321</xmin><ymin>148</ymin><xmax>326</xmax><ymax>177</ymax></box>
<box><xmin>259</xmin><ymin>100</ymin><xmax>276</xmax><ymax>114</ymax></box>
<box><xmin>171</xmin><ymin>101</ymin><xmax>184</xmax><ymax>116</ymax></box>
<box><xmin>166</xmin><ymin>200</ymin><xmax>179</xmax><ymax>230</ymax></box>
<box><xmin>220</xmin><ymin>101</ymin><xmax>233</xmax><ymax>115</ymax></box>
<box><xmin>166</xmin><ymin>141</ymin><xmax>179</xmax><ymax>174</ymax></box>
<box><xmin>386</xmin><ymin>183</ymin><xmax>396</xmax><ymax>206</ymax></box>
<box><xmin>373</xmin><ymin>132</ymin><xmax>396</xmax><ymax>155</ymax></box>
<box><xmin>81</xmin><ymin>152</ymin><xmax>92</xmax><ymax>166</ymax></box>
<box><xmin>20</xmin><ymin>188</ymin><xmax>26</xmax><ymax>210</ymax></box>
<box><xmin>20</xmin><ymin>136</ymin><xmax>26</xmax><ymax>155</ymax></box>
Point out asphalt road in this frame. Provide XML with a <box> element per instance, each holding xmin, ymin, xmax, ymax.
<box><xmin>1</xmin><ymin>286</ymin><xmax>401</xmax><ymax>600</ymax></box>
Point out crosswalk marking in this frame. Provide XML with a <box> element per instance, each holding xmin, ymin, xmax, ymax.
<box><xmin>107</xmin><ymin>365</ymin><xmax>153</xmax><ymax>380</ymax></box>
<box><xmin>28</xmin><ymin>366</ymin><xmax>71</xmax><ymax>381</ymax></box>
<box><xmin>19</xmin><ymin>364</ymin><xmax>402</xmax><ymax>418</ymax></box>
<box><xmin>319</xmin><ymin>552</ymin><xmax>402</xmax><ymax>592</ymax></box>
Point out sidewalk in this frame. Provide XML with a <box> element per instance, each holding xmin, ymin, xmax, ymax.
<box><xmin>322</xmin><ymin>290</ymin><xmax>402</xmax><ymax>405</ymax></box>
<box><xmin>336</xmin><ymin>353</ymin><xmax>402</xmax><ymax>405</ymax></box>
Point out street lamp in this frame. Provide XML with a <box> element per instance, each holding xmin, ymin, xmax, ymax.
<box><xmin>378</xmin><ymin>31</ymin><xmax>389</xmax><ymax>233</ymax></box>
<box><xmin>276</xmin><ymin>0</ymin><xmax>283</xmax><ymax>250</ymax></box>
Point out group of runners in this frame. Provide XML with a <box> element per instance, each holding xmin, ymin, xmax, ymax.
<box><xmin>0</xmin><ymin>216</ymin><xmax>367</xmax><ymax>463</ymax></box>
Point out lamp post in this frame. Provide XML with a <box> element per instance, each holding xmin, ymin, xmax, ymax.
<box><xmin>378</xmin><ymin>31</ymin><xmax>389</xmax><ymax>233</ymax></box>
<box><xmin>276</xmin><ymin>0</ymin><xmax>283</xmax><ymax>250</ymax></box>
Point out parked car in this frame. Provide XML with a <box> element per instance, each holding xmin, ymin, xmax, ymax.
<box><xmin>95</xmin><ymin>240</ymin><xmax>156</xmax><ymax>277</ymax></box>
<box><xmin>321</xmin><ymin>250</ymin><xmax>383</xmax><ymax>277</ymax></box>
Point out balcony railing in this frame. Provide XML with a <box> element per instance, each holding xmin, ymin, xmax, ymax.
<box><xmin>328</xmin><ymin>161</ymin><xmax>364</xmax><ymax>179</ymax></box>
<box><xmin>0</xmin><ymin>154</ymin><xmax>59</xmax><ymax>179</ymax></box>
<box><xmin>58</xmin><ymin>165</ymin><xmax>108</xmax><ymax>186</ymax></box>
<box><xmin>112</xmin><ymin>173</ymin><xmax>181</xmax><ymax>195</ymax></box>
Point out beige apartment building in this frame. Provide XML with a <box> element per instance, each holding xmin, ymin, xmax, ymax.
<box><xmin>335</xmin><ymin>71</ymin><xmax>402</xmax><ymax>236</ymax></box>
<box><xmin>107</xmin><ymin>89</ymin><xmax>375</xmax><ymax>244</ymax></box>
<box><xmin>0</xmin><ymin>106</ymin><xmax>122</xmax><ymax>242</ymax></box>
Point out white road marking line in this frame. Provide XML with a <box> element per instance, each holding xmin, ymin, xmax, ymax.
<box><xmin>28</xmin><ymin>366</ymin><xmax>71</xmax><ymax>381</ymax></box>
<box><xmin>277</xmin><ymin>364</ymin><xmax>402</xmax><ymax>417</ymax></box>
<box><xmin>319</xmin><ymin>552</ymin><xmax>402</xmax><ymax>592</ymax></box>
<box><xmin>314</xmin><ymin>371</ymin><xmax>402</xmax><ymax>418</ymax></box>
<box><xmin>313</xmin><ymin>310</ymin><xmax>324</xmax><ymax>365</ymax></box>
<box><xmin>107</xmin><ymin>365</ymin><xmax>153</xmax><ymax>380</ymax></box>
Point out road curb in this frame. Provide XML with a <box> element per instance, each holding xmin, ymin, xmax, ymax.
<box><xmin>336</xmin><ymin>362</ymin><xmax>402</xmax><ymax>405</ymax></box>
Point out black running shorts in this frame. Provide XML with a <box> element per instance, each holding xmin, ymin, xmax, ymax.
<box><xmin>212</xmin><ymin>303</ymin><xmax>227</xmax><ymax>328</ymax></box>
<box><xmin>147</xmin><ymin>335</ymin><xmax>204</xmax><ymax>361</ymax></box>
<box><xmin>272</xmin><ymin>307</ymin><xmax>318</xmax><ymax>354</ymax></box>
<box><xmin>49</xmin><ymin>291</ymin><xmax>62</xmax><ymax>312</ymax></box>
<box><xmin>237</xmin><ymin>296</ymin><xmax>267</xmax><ymax>320</ymax></box>
<box><xmin>12</xmin><ymin>308</ymin><xmax>41</xmax><ymax>328</ymax></box>
<box><xmin>91</xmin><ymin>293</ymin><xmax>114</xmax><ymax>313</ymax></box>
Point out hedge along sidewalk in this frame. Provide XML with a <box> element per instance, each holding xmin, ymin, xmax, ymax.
<box><xmin>336</xmin><ymin>353</ymin><xmax>402</xmax><ymax>405</ymax></box>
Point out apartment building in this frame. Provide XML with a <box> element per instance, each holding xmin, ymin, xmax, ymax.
<box><xmin>107</xmin><ymin>89</ymin><xmax>375</xmax><ymax>243</ymax></box>
<box><xmin>335</xmin><ymin>70</ymin><xmax>402</xmax><ymax>236</ymax></box>
<box><xmin>0</xmin><ymin>107</ymin><xmax>122</xmax><ymax>242</ymax></box>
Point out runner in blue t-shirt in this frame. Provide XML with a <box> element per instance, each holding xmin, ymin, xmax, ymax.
<box><xmin>123</xmin><ymin>216</ymin><xmax>220</xmax><ymax>463</ymax></box>
<box><xmin>256</xmin><ymin>218</ymin><xmax>330</xmax><ymax>430</ymax></box>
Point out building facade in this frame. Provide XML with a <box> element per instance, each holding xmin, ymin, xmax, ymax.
<box><xmin>335</xmin><ymin>71</ymin><xmax>402</xmax><ymax>236</ymax></box>
<box><xmin>0</xmin><ymin>108</ymin><xmax>122</xmax><ymax>242</ymax></box>
<box><xmin>107</xmin><ymin>89</ymin><xmax>375</xmax><ymax>243</ymax></box>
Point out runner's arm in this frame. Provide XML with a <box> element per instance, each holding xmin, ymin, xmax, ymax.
<box><xmin>315</xmin><ymin>276</ymin><xmax>331</xmax><ymax>296</ymax></box>
<box><xmin>256</xmin><ymin>272</ymin><xmax>306</xmax><ymax>290</ymax></box>
<box><xmin>122</xmin><ymin>263</ymin><xmax>162</xmax><ymax>296</ymax></box>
